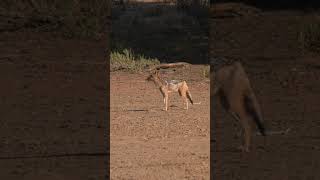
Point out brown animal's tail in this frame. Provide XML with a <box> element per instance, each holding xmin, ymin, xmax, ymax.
<box><xmin>243</xmin><ymin>91</ymin><xmax>266</xmax><ymax>136</ymax></box>
<box><xmin>186</xmin><ymin>90</ymin><xmax>194</xmax><ymax>104</ymax></box>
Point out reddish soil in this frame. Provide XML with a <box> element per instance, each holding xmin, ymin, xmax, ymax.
<box><xmin>110</xmin><ymin>66</ymin><xmax>210</xmax><ymax>179</ymax></box>
<box><xmin>211</xmin><ymin>4</ymin><xmax>320</xmax><ymax>179</ymax></box>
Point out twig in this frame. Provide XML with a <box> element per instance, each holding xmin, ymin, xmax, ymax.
<box><xmin>148</xmin><ymin>62</ymin><xmax>191</xmax><ymax>72</ymax></box>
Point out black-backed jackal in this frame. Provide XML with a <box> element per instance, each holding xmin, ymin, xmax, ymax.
<box><xmin>211</xmin><ymin>57</ymin><xmax>266</xmax><ymax>152</ymax></box>
<box><xmin>146</xmin><ymin>71</ymin><xmax>197</xmax><ymax>111</ymax></box>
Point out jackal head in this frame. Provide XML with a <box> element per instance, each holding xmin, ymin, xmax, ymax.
<box><xmin>146</xmin><ymin>70</ymin><xmax>159</xmax><ymax>82</ymax></box>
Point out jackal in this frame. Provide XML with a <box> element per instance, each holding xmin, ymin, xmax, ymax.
<box><xmin>211</xmin><ymin>57</ymin><xmax>266</xmax><ymax>152</ymax></box>
<box><xmin>146</xmin><ymin>71</ymin><xmax>196</xmax><ymax>111</ymax></box>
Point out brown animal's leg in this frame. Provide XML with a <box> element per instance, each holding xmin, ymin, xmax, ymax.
<box><xmin>228</xmin><ymin>108</ymin><xmax>251</xmax><ymax>152</ymax></box>
<box><xmin>180</xmin><ymin>88</ymin><xmax>188</xmax><ymax>110</ymax></box>
<box><xmin>163</xmin><ymin>96</ymin><xmax>167</xmax><ymax>111</ymax></box>
<box><xmin>227</xmin><ymin>62</ymin><xmax>254</xmax><ymax>152</ymax></box>
<box><xmin>215</xmin><ymin>62</ymin><xmax>262</xmax><ymax>152</ymax></box>
<box><xmin>244</xmin><ymin>88</ymin><xmax>266</xmax><ymax>136</ymax></box>
<box><xmin>161</xmin><ymin>87</ymin><xmax>168</xmax><ymax>111</ymax></box>
<box><xmin>226</xmin><ymin>111</ymin><xmax>242</xmax><ymax>139</ymax></box>
<box><xmin>183</xmin><ymin>94</ymin><xmax>188</xmax><ymax>110</ymax></box>
<box><xmin>165</xmin><ymin>95</ymin><xmax>168</xmax><ymax>111</ymax></box>
<box><xmin>239</xmin><ymin>113</ymin><xmax>251</xmax><ymax>152</ymax></box>
<box><xmin>212</xmin><ymin>85</ymin><xmax>220</xmax><ymax>96</ymax></box>
<box><xmin>227</xmin><ymin>94</ymin><xmax>252</xmax><ymax>152</ymax></box>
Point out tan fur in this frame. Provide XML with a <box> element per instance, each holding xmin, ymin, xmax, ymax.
<box><xmin>211</xmin><ymin>61</ymin><xmax>265</xmax><ymax>152</ymax></box>
<box><xmin>147</xmin><ymin>71</ymin><xmax>195</xmax><ymax>111</ymax></box>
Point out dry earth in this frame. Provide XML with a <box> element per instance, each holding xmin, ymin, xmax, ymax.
<box><xmin>110</xmin><ymin>66</ymin><xmax>210</xmax><ymax>179</ymax></box>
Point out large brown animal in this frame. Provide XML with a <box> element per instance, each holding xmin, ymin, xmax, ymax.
<box><xmin>211</xmin><ymin>57</ymin><xmax>266</xmax><ymax>152</ymax></box>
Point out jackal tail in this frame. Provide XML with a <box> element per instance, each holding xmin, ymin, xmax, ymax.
<box><xmin>243</xmin><ymin>90</ymin><xmax>266</xmax><ymax>136</ymax></box>
<box><xmin>193</xmin><ymin>102</ymin><xmax>201</xmax><ymax>104</ymax></box>
<box><xmin>186</xmin><ymin>90</ymin><xmax>194</xmax><ymax>104</ymax></box>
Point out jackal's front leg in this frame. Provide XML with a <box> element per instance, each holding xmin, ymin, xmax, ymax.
<box><xmin>163</xmin><ymin>95</ymin><xmax>168</xmax><ymax>111</ymax></box>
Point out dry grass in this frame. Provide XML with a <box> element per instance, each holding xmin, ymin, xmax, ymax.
<box><xmin>201</xmin><ymin>65</ymin><xmax>210</xmax><ymax>78</ymax></box>
<box><xmin>299</xmin><ymin>19</ymin><xmax>320</xmax><ymax>53</ymax></box>
<box><xmin>110</xmin><ymin>49</ymin><xmax>160</xmax><ymax>72</ymax></box>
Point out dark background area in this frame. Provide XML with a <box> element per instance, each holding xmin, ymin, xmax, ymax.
<box><xmin>111</xmin><ymin>0</ymin><xmax>209</xmax><ymax>65</ymax></box>
<box><xmin>0</xmin><ymin>1</ymin><xmax>110</xmax><ymax>179</ymax></box>
<box><xmin>211</xmin><ymin>0</ymin><xmax>320</xmax><ymax>10</ymax></box>
<box><xmin>211</xmin><ymin>1</ymin><xmax>320</xmax><ymax>180</ymax></box>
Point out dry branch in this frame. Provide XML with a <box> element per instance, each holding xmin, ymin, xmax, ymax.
<box><xmin>148</xmin><ymin>62</ymin><xmax>191</xmax><ymax>72</ymax></box>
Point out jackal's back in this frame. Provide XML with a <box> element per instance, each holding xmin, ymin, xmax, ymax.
<box><xmin>166</xmin><ymin>80</ymin><xmax>184</xmax><ymax>92</ymax></box>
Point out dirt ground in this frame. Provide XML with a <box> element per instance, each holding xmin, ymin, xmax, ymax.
<box><xmin>211</xmin><ymin>4</ymin><xmax>320</xmax><ymax>180</ymax></box>
<box><xmin>110</xmin><ymin>66</ymin><xmax>210</xmax><ymax>179</ymax></box>
<box><xmin>0</xmin><ymin>30</ymin><xmax>108</xmax><ymax>180</ymax></box>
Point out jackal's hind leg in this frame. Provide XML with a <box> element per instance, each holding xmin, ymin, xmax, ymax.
<box><xmin>229</xmin><ymin>111</ymin><xmax>243</xmax><ymax>137</ymax></box>
<box><xmin>229</xmin><ymin>107</ymin><xmax>252</xmax><ymax>152</ymax></box>
<box><xmin>179</xmin><ymin>88</ymin><xmax>188</xmax><ymax>110</ymax></box>
<box><xmin>181</xmin><ymin>96</ymin><xmax>187</xmax><ymax>110</ymax></box>
<box><xmin>239</xmin><ymin>115</ymin><xmax>252</xmax><ymax>152</ymax></box>
<box><xmin>182</xmin><ymin>94</ymin><xmax>188</xmax><ymax>110</ymax></box>
<box><xmin>212</xmin><ymin>85</ymin><xmax>220</xmax><ymax>97</ymax></box>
